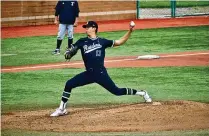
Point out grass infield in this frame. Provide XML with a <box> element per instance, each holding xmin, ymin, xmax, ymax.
<box><xmin>2</xmin><ymin>67</ymin><xmax>209</xmax><ymax>112</ymax></box>
<box><xmin>2</xmin><ymin>26</ymin><xmax>209</xmax><ymax>66</ymax></box>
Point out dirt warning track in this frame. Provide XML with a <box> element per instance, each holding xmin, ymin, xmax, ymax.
<box><xmin>2</xmin><ymin>16</ymin><xmax>209</xmax><ymax>39</ymax></box>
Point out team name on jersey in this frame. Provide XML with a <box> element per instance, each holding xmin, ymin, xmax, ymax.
<box><xmin>83</xmin><ymin>43</ymin><xmax>102</xmax><ymax>54</ymax></box>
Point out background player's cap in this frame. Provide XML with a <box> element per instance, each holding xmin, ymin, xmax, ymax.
<box><xmin>83</xmin><ymin>21</ymin><xmax>98</xmax><ymax>32</ymax></box>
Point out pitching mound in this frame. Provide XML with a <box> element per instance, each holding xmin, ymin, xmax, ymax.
<box><xmin>2</xmin><ymin>101</ymin><xmax>209</xmax><ymax>132</ymax></box>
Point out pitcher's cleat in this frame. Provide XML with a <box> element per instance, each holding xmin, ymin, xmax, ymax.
<box><xmin>50</xmin><ymin>108</ymin><xmax>68</xmax><ymax>117</ymax></box>
<box><xmin>143</xmin><ymin>90</ymin><xmax>152</xmax><ymax>103</ymax></box>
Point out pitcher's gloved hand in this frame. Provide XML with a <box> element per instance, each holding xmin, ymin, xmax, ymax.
<box><xmin>64</xmin><ymin>45</ymin><xmax>78</xmax><ymax>61</ymax></box>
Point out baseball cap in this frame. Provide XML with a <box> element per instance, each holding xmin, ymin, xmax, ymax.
<box><xmin>82</xmin><ymin>21</ymin><xmax>98</xmax><ymax>32</ymax></box>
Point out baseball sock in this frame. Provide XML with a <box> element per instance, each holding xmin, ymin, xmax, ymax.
<box><xmin>126</xmin><ymin>88</ymin><xmax>146</xmax><ymax>96</ymax></box>
<box><xmin>59</xmin><ymin>91</ymin><xmax>71</xmax><ymax>110</ymax></box>
<box><xmin>68</xmin><ymin>38</ymin><xmax>73</xmax><ymax>48</ymax></box>
<box><xmin>56</xmin><ymin>39</ymin><xmax>62</xmax><ymax>49</ymax></box>
<box><xmin>59</xmin><ymin>101</ymin><xmax>67</xmax><ymax>110</ymax></box>
<box><xmin>135</xmin><ymin>90</ymin><xmax>146</xmax><ymax>96</ymax></box>
<box><xmin>126</xmin><ymin>88</ymin><xmax>137</xmax><ymax>95</ymax></box>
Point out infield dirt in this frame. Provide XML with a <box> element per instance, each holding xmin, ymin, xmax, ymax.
<box><xmin>2</xmin><ymin>100</ymin><xmax>209</xmax><ymax>132</ymax></box>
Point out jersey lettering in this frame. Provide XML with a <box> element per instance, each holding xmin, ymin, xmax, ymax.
<box><xmin>96</xmin><ymin>50</ymin><xmax>101</xmax><ymax>57</ymax></box>
<box><xmin>71</xmin><ymin>2</ymin><xmax>74</xmax><ymax>6</ymax></box>
<box><xmin>83</xmin><ymin>43</ymin><xmax>102</xmax><ymax>54</ymax></box>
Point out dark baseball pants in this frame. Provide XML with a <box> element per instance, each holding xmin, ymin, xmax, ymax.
<box><xmin>63</xmin><ymin>68</ymin><xmax>136</xmax><ymax>100</ymax></box>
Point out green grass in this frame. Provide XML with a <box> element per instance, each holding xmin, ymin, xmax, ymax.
<box><xmin>2</xmin><ymin>129</ymin><xmax>209</xmax><ymax>136</ymax></box>
<box><xmin>139</xmin><ymin>0</ymin><xmax>209</xmax><ymax>8</ymax></box>
<box><xmin>2</xmin><ymin>25</ymin><xmax>209</xmax><ymax>136</ymax></box>
<box><xmin>2</xmin><ymin>26</ymin><xmax>209</xmax><ymax>66</ymax></box>
<box><xmin>2</xmin><ymin>67</ymin><xmax>209</xmax><ymax>112</ymax></box>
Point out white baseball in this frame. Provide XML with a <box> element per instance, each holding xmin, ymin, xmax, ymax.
<box><xmin>130</xmin><ymin>21</ymin><xmax>135</xmax><ymax>27</ymax></box>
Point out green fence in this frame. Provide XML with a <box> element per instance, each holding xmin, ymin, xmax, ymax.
<box><xmin>137</xmin><ymin>0</ymin><xmax>209</xmax><ymax>18</ymax></box>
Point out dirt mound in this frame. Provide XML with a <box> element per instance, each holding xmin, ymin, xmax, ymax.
<box><xmin>2</xmin><ymin>101</ymin><xmax>209</xmax><ymax>132</ymax></box>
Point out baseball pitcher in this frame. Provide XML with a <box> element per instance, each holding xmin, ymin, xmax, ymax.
<box><xmin>50</xmin><ymin>21</ymin><xmax>152</xmax><ymax>117</ymax></box>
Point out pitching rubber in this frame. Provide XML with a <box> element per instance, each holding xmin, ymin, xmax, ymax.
<box><xmin>152</xmin><ymin>102</ymin><xmax>162</xmax><ymax>106</ymax></box>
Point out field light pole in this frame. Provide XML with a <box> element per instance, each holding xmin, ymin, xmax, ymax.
<box><xmin>171</xmin><ymin>0</ymin><xmax>176</xmax><ymax>18</ymax></box>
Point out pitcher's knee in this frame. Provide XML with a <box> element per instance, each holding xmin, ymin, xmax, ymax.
<box><xmin>64</xmin><ymin>80</ymin><xmax>74</xmax><ymax>91</ymax></box>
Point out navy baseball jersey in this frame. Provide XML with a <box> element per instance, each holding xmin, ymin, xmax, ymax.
<box><xmin>74</xmin><ymin>37</ymin><xmax>114</xmax><ymax>70</ymax></box>
<box><xmin>61</xmin><ymin>35</ymin><xmax>141</xmax><ymax>102</ymax></box>
<box><xmin>55</xmin><ymin>0</ymin><xmax>80</xmax><ymax>24</ymax></box>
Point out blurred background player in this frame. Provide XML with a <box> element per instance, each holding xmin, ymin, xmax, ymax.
<box><xmin>52</xmin><ymin>0</ymin><xmax>80</xmax><ymax>55</ymax></box>
<box><xmin>50</xmin><ymin>21</ymin><xmax>152</xmax><ymax>117</ymax></box>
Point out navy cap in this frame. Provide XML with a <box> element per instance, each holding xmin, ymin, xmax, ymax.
<box><xmin>83</xmin><ymin>21</ymin><xmax>98</xmax><ymax>32</ymax></box>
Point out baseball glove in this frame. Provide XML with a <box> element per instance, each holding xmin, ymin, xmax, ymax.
<box><xmin>64</xmin><ymin>45</ymin><xmax>78</xmax><ymax>60</ymax></box>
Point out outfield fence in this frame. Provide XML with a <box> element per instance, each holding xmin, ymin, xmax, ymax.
<box><xmin>137</xmin><ymin>0</ymin><xmax>209</xmax><ymax>18</ymax></box>
<box><xmin>1</xmin><ymin>1</ymin><xmax>209</xmax><ymax>27</ymax></box>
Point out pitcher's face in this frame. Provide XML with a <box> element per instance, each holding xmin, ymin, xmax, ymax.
<box><xmin>85</xmin><ymin>27</ymin><xmax>96</xmax><ymax>35</ymax></box>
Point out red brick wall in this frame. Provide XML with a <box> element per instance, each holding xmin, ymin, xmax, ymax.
<box><xmin>1</xmin><ymin>1</ymin><xmax>136</xmax><ymax>27</ymax></box>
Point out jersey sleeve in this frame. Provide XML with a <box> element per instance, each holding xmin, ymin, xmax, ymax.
<box><xmin>75</xmin><ymin>1</ymin><xmax>80</xmax><ymax>17</ymax></box>
<box><xmin>72</xmin><ymin>38</ymin><xmax>84</xmax><ymax>49</ymax></box>
<box><xmin>103</xmin><ymin>38</ymin><xmax>114</xmax><ymax>48</ymax></box>
<box><xmin>54</xmin><ymin>1</ymin><xmax>61</xmax><ymax>16</ymax></box>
